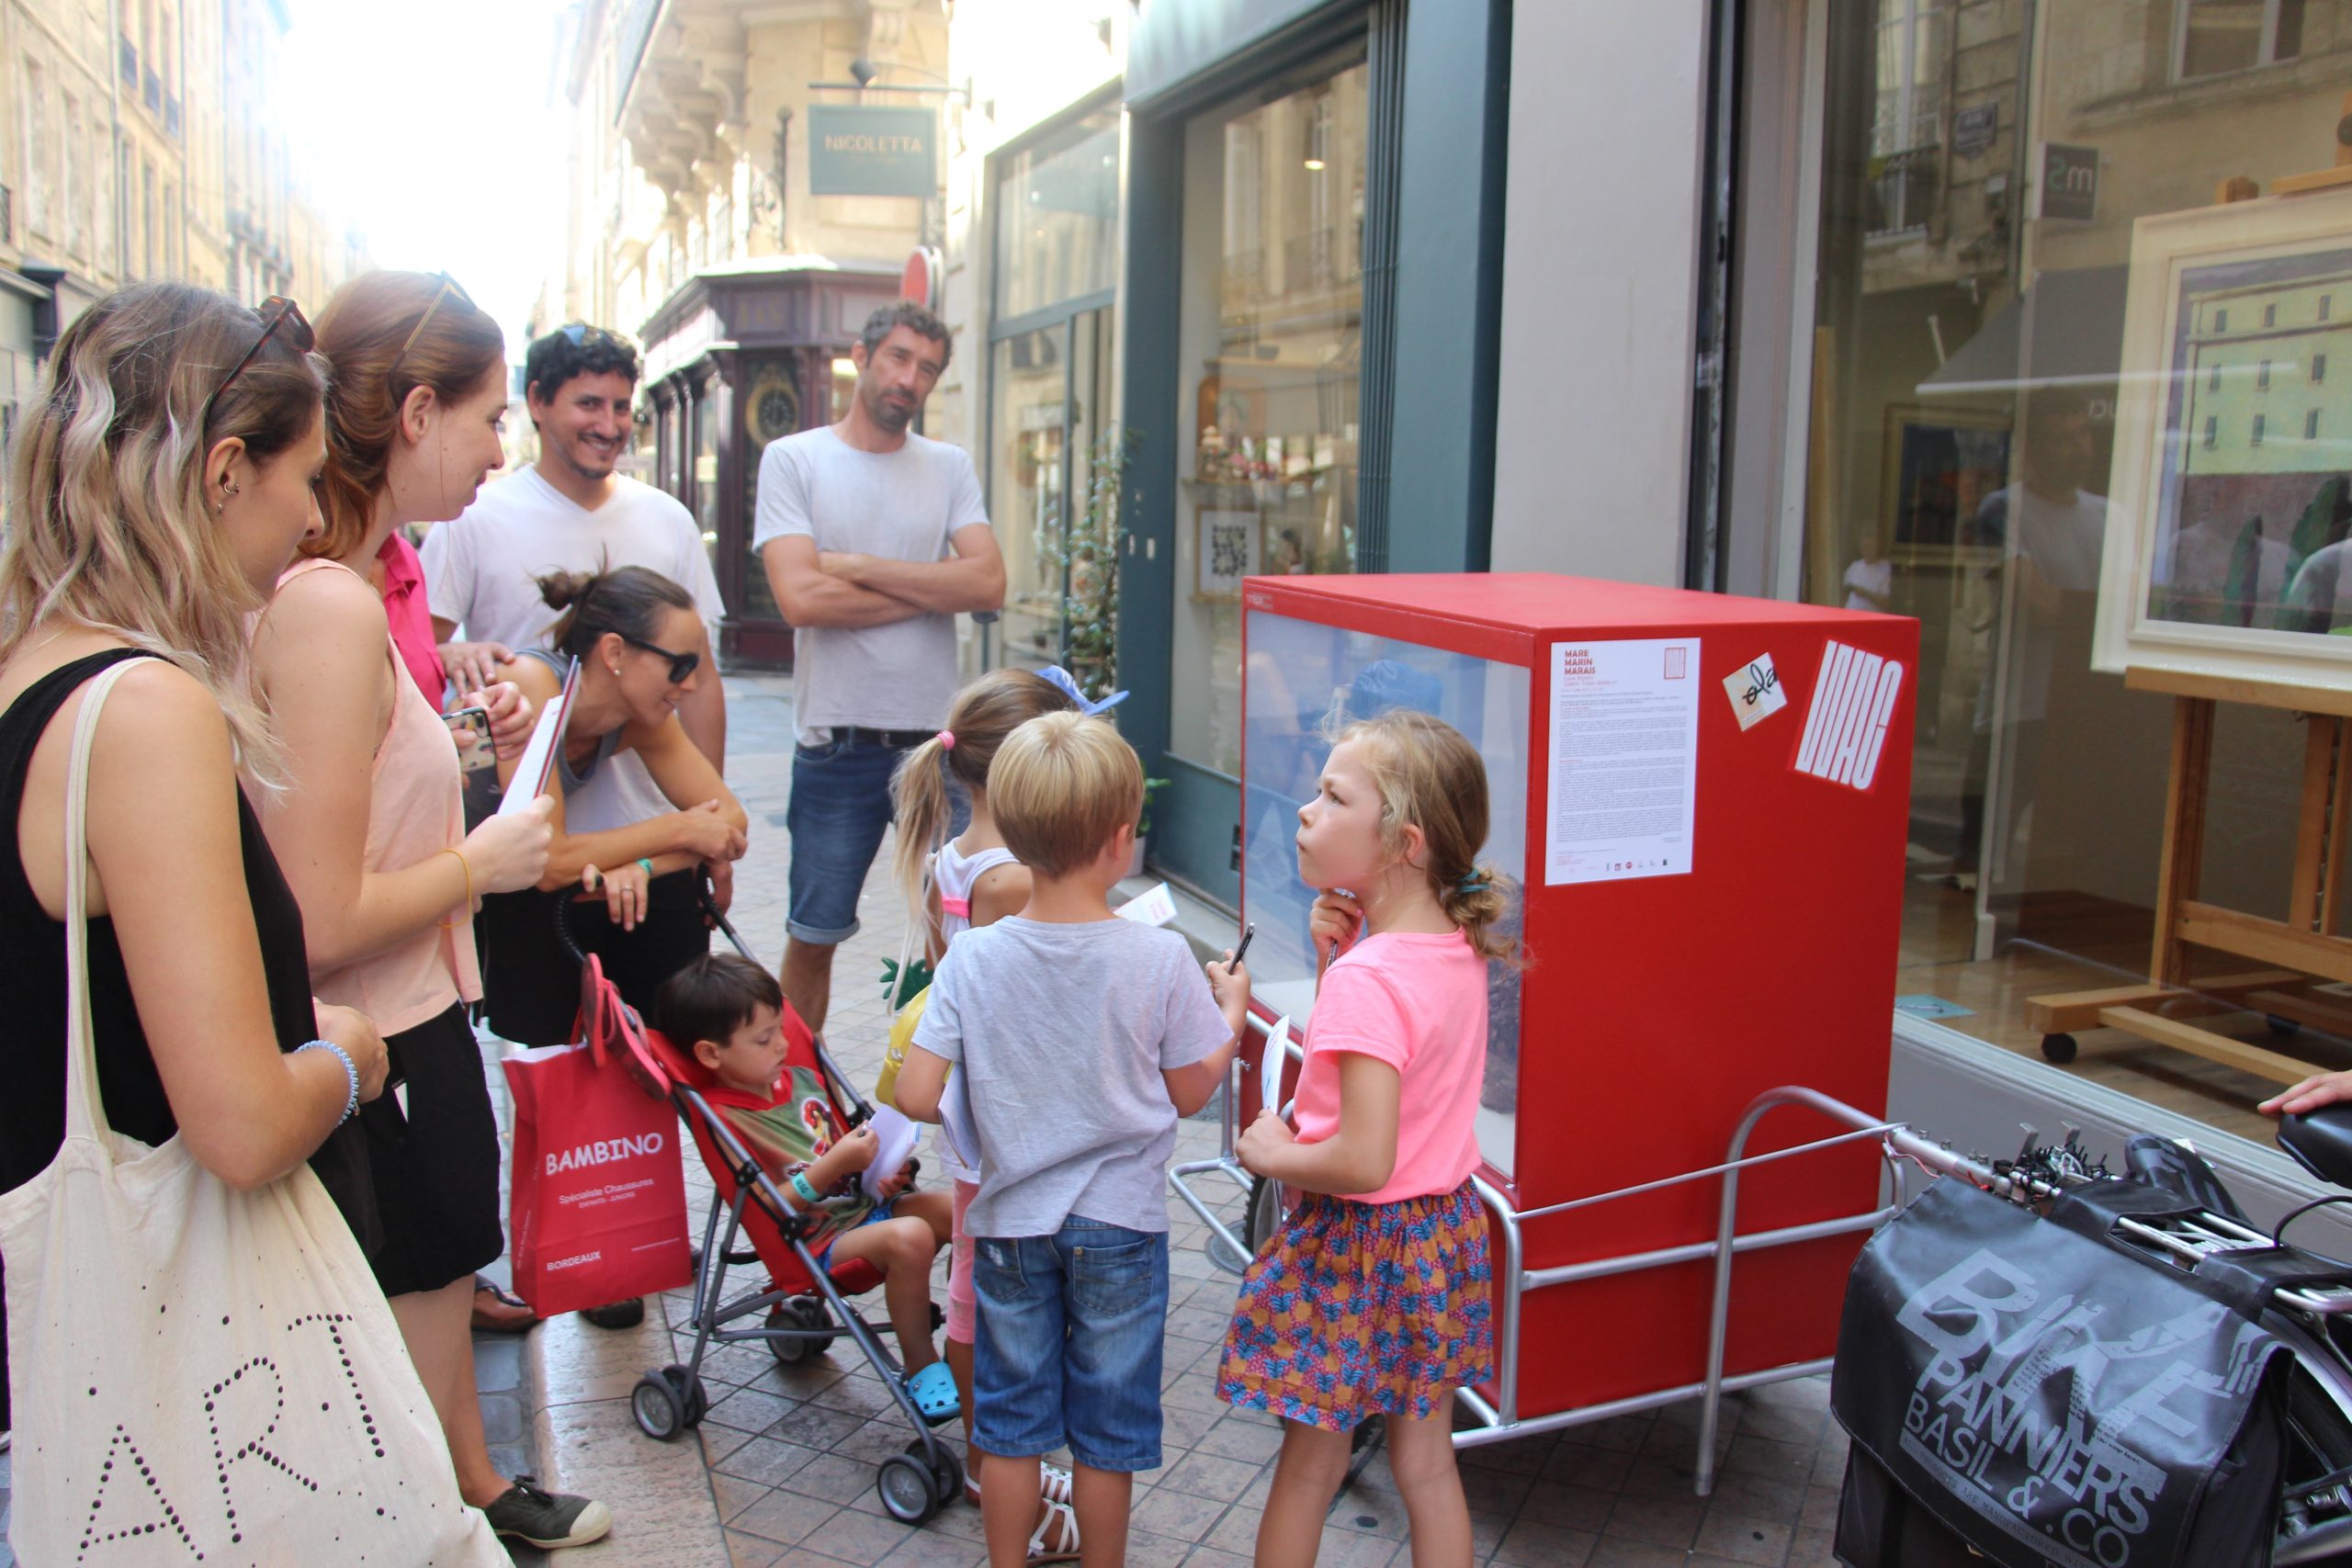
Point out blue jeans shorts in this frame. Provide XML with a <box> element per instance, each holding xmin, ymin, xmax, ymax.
<box><xmin>786</xmin><ymin>731</ymin><xmax>967</xmax><ymax>944</ymax></box>
<box><xmin>971</xmin><ymin>1216</ymin><xmax>1170</xmax><ymax>1472</ymax></box>
<box><xmin>814</xmin><ymin>1197</ymin><xmax>896</xmax><ymax>1274</ymax></box>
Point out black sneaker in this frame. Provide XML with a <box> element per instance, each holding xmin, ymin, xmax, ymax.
<box><xmin>482</xmin><ymin>1475</ymin><xmax>612</xmax><ymax>1549</ymax></box>
<box><xmin>579</xmin><ymin>1297</ymin><xmax>645</xmax><ymax>1329</ymax></box>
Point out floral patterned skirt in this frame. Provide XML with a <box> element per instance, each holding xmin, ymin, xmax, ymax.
<box><xmin>1216</xmin><ymin>1181</ymin><xmax>1493</xmax><ymax>1428</ymax></box>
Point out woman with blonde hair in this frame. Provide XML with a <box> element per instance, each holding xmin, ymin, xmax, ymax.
<box><xmin>0</xmin><ymin>282</ymin><xmax>485</xmax><ymax>1546</ymax></box>
<box><xmin>250</xmin><ymin>269</ymin><xmax>608</xmax><ymax>1550</ymax></box>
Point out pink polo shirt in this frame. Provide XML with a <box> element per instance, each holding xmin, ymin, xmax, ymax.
<box><xmin>1288</xmin><ymin>929</ymin><xmax>1488</xmax><ymax>1204</ymax></box>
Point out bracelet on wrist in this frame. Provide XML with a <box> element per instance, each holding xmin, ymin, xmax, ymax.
<box><xmin>296</xmin><ymin>1039</ymin><xmax>360</xmax><ymax>1126</ymax></box>
<box><xmin>789</xmin><ymin>1170</ymin><xmax>821</xmax><ymax>1206</ymax></box>
<box><xmin>636</xmin><ymin>856</ymin><xmax>655</xmax><ymax>881</ymax></box>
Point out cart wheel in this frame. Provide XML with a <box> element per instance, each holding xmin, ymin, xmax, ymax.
<box><xmin>2267</xmin><ymin>1013</ymin><xmax>2301</xmax><ymax>1039</ymax></box>
<box><xmin>2041</xmin><ymin>1033</ymin><xmax>2078</xmax><ymax>1065</ymax></box>
<box><xmin>905</xmin><ymin>1437</ymin><xmax>965</xmax><ymax>1507</ymax></box>
<box><xmin>1243</xmin><ymin>1174</ymin><xmax>1284</xmax><ymax>1254</ymax></box>
<box><xmin>767</xmin><ymin>1298</ymin><xmax>837</xmax><ymax>1367</ymax></box>
<box><xmin>876</xmin><ymin>1451</ymin><xmax>943</xmax><ymax>1524</ymax></box>
<box><xmin>631</xmin><ymin>1366</ymin><xmax>705</xmax><ymax>1441</ymax></box>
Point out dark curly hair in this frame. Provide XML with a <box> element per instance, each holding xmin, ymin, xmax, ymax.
<box><xmin>856</xmin><ymin>300</ymin><xmax>953</xmax><ymax>369</ymax></box>
<box><xmin>523</xmin><ymin>323</ymin><xmax>642</xmax><ymax>412</ymax></box>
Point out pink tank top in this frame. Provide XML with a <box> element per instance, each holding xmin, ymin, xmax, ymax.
<box><xmin>269</xmin><ymin>558</ymin><xmax>481</xmax><ymax>1035</ymax></box>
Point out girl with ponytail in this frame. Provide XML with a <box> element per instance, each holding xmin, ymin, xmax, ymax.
<box><xmin>1215</xmin><ymin>706</ymin><xmax>1518</xmax><ymax>1567</ymax></box>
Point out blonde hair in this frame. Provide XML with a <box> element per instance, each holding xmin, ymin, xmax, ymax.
<box><xmin>990</xmin><ymin>712</ymin><xmax>1143</xmax><ymax>879</ymax></box>
<box><xmin>890</xmin><ymin>668</ymin><xmax>1079</xmax><ymax>918</ymax></box>
<box><xmin>1</xmin><ymin>282</ymin><xmax>326</xmax><ymax>780</ymax></box>
<box><xmin>311</xmin><ymin>270</ymin><xmax>504</xmax><ymax>558</ymax></box>
<box><xmin>1336</xmin><ymin>709</ymin><xmax>1521</xmax><ymax>966</ymax></box>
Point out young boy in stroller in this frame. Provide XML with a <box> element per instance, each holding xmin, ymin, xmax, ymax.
<box><xmin>655</xmin><ymin>953</ymin><xmax>958</xmax><ymax>1419</ymax></box>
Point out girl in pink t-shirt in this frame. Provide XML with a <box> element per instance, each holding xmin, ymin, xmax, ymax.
<box><xmin>1218</xmin><ymin>709</ymin><xmax>1514</xmax><ymax>1567</ymax></box>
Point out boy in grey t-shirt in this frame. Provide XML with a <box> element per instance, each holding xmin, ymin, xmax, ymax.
<box><xmin>899</xmin><ymin>713</ymin><xmax>1249</xmax><ymax>1564</ymax></box>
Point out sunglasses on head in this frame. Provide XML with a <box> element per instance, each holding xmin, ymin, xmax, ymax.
<box><xmin>560</xmin><ymin>322</ymin><xmax>633</xmax><ymax>352</ymax></box>
<box><xmin>391</xmin><ymin>272</ymin><xmax>476</xmax><ymax>373</ymax></box>
<box><xmin>621</xmin><ymin>636</ymin><xmax>700</xmax><ymax>684</ymax></box>
<box><xmin>200</xmin><ymin>296</ymin><xmax>313</xmax><ymax>433</ymax></box>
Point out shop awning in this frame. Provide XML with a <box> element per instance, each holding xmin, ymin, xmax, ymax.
<box><xmin>1915</xmin><ymin>264</ymin><xmax>2129</xmax><ymax>397</ymax></box>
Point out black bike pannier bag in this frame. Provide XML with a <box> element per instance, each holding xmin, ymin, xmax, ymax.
<box><xmin>1830</xmin><ymin>1178</ymin><xmax>2288</xmax><ymax>1568</ymax></box>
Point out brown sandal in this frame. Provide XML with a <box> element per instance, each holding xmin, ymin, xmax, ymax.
<box><xmin>469</xmin><ymin>1276</ymin><xmax>538</xmax><ymax>1334</ymax></box>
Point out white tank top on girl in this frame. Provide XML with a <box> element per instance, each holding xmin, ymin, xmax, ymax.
<box><xmin>931</xmin><ymin>838</ymin><xmax>1020</xmax><ymax>1181</ymax></box>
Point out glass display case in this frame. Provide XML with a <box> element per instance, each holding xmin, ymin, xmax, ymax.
<box><xmin>1242</xmin><ymin>612</ymin><xmax>1529</xmax><ymax>1177</ymax></box>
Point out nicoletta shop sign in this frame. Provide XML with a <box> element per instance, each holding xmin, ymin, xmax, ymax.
<box><xmin>808</xmin><ymin>106</ymin><xmax>937</xmax><ymax>197</ymax></box>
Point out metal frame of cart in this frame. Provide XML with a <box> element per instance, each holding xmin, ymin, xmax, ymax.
<box><xmin>1170</xmin><ymin>1015</ymin><xmax>1949</xmax><ymax>1496</ymax></box>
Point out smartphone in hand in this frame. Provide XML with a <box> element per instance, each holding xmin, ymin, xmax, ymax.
<box><xmin>444</xmin><ymin>706</ymin><xmax>496</xmax><ymax>773</ymax></box>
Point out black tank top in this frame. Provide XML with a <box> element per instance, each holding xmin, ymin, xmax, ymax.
<box><xmin>0</xmin><ymin>649</ymin><xmax>377</xmax><ymax>1248</ymax></box>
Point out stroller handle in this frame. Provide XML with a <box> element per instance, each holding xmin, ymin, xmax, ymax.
<box><xmin>551</xmin><ymin>871</ymin><xmax>877</xmax><ymax>1131</ymax></box>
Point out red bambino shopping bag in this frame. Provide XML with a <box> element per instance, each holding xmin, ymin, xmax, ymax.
<box><xmin>502</xmin><ymin>958</ymin><xmax>692</xmax><ymax>1315</ymax></box>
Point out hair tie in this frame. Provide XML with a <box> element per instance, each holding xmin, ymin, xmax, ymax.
<box><xmin>936</xmin><ymin>729</ymin><xmax>955</xmax><ymax>750</ymax></box>
<box><xmin>1457</xmin><ymin>873</ymin><xmax>1488</xmax><ymax>894</ymax></box>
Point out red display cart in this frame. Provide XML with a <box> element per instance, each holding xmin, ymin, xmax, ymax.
<box><xmin>1171</xmin><ymin>571</ymin><xmax>1917</xmax><ymax>1471</ymax></box>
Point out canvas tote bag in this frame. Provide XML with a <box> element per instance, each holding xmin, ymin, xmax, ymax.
<box><xmin>0</xmin><ymin>660</ymin><xmax>503</xmax><ymax>1565</ymax></box>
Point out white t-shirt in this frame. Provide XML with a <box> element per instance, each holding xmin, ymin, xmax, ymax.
<box><xmin>1972</xmin><ymin>483</ymin><xmax>2109</xmax><ymax>728</ymax></box>
<box><xmin>751</xmin><ymin>426</ymin><xmax>989</xmax><ymax>739</ymax></box>
<box><xmin>1842</xmin><ymin>558</ymin><xmax>1893</xmax><ymax>613</ymax></box>
<box><xmin>422</xmin><ymin>467</ymin><xmax>727</xmax><ymax>831</ymax></box>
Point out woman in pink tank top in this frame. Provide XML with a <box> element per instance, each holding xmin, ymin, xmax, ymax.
<box><xmin>249</xmin><ymin>272</ymin><xmax>609</xmax><ymax>1550</ymax></box>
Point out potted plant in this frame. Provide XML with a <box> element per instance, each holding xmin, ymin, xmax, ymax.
<box><xmin>1131</xmin><ymin>774</ymin><xmax>1170</xmax><ymax>878</ymax></box>
<box><xmin>1037</xmin><ymin>431</ymin><xmax>1135</xmax><ymax>704</ymax></box>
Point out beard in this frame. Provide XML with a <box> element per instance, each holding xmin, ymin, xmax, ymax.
<box><xmin>865</xmin><ymin>384</ymin><xmax>917</xmax><ymax>434</ymax></box>
<box><xmin>558</xmin><ymin>436</ymin><xmax>620</xmax><ymax>479</ymax></box>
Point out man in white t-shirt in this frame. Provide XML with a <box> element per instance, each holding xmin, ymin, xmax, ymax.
<box><xmin>422</xmin><ymin>324</ymin><xmax>729</xmax><ymax>843</ymax></box>
<box><xmin>754</xmin><ymin>301</ymin><xmax>1005</xmax><ymax>1032</ymax></box>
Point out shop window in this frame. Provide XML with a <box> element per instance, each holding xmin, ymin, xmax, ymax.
<box><xmin>1170</xmin><ymin>49</ymin><xmax>1371</xmax><ymax>777</ymax></box>
<box><xmin>2177</xmin><ymin>0</ymin><xmax>2305</xmax><ymax>82</ymax></box>
<box><xmin>1796</xmin><ymin>0</ymin><xmax>2351</xmax><ymax>1141</ymax></box>
<box><xmin>983</xmin><ymin>104</ymin><xmax>1121</xmax><ymax>682</ymax></box>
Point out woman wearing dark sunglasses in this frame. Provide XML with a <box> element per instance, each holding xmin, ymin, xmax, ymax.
<box><xmin>470</xmin><ymin>566</ymin><xmax>747</xmax><ymax>1065</ymax></box>
<box><xmin>249</xmin><ymin>269</ymin><xmax>611</xmax><ymax>1551</ymax></box>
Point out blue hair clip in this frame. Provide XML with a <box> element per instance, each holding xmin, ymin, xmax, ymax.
<box><xmin>1457</xmin><ymin>873</ymin><xmax>1489</xmax><ymax>894</ymax></box>
<box><xmin>1036</xmin><ymin>664</ymin><xmax>1128</xmax><ymax>716</ymax></box>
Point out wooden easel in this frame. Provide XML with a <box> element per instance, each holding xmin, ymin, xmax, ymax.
<box><xmin>2028</xmin><ymin>134</ymin><xmax>2352</xmax><ymax>1082</ymax></box>
<box><xmin>2028</xmin><ymin>671</ymin><xmax>2352</xmax><ymax>1081</ymax></box>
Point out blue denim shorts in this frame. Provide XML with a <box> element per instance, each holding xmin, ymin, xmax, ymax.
<box><xmin>971</xmin><ymin>1216</ymin><xmax>1170</xmax><ymax>1472</ymax></box>
<box><xmin>785</xmin><ymin>733</ymin><xmax>922</xmax><ymax>944</ymax></box>
<box><xmin>814</xmin><ymin>1196</ymin><xmax>896</xmax><ymax>1275</ymax></box>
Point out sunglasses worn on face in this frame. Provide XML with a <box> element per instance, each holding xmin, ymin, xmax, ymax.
<box><xmin>622</xmin><ymin>636</ymin><xmax>700</xmax><ymax>684</ymax></box>
<box><xmin>392</xmin><ymin>272</ymin><xmax>476</xmax><ymax>373</ymax></box>
<box><xmin>200</xmin><ymin>296</ymin><xmax>314</xmax><ymax>433</ymax></box>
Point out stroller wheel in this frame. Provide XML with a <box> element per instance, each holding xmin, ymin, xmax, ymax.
<box><xmin>876</xmin><ymin>1450</ymin><xmax>944</xmax><ymax>1525</ymax></box>
<box><xmin>904</xmin><ymin>1437</ymin><xmax>965</xmax><ymax>1508</ymax></box>
<box><xmin>630</xmin><ymin>1365</ymin><xmax>707</xmax><ymax>1441</ymax></box>
<box><xmin>767</xmin><ymin>1298</ymin><xmax>837</xmax><ymax>1367</ymax></box>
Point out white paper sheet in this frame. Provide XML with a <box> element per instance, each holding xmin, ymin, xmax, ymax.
<box><xmin>1544</xmin><ymin>637</ymin><xmax>1701</xmax><ymax>886</ymax></box>
<box><xmin>497</xmin><ymin>656</ymin><xmax>579</xmax><ymax>816</ymax></box>
<box><xmin>1251</xmin><ymin>1015</ymin><xmax>1294</xmax><ymax>1122</ymax></box>
<box><xmin>1114</xmin><ymin>882</ymin><xmax>1178</xmax><ymax>927</ymax></box>
<box><xmin>859</xmin><ymin>1105</ymin><xmax>922</xmax><ymax>1199</ymax></box>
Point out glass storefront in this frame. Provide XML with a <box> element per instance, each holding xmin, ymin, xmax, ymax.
<box><xmin>1801</xmin><ymin>0</ymin><xmax>2350</xmax><ymax>1139</ymax></box>
<box><xmin>1170</xmin><ymin>51</ymin><xmax>1370</xmax><ymax>777</ymax></box>
<box><xmin>982</xmin><ymin>105</ymin><xmax>1120</xmax><ymax>682</ymax></box>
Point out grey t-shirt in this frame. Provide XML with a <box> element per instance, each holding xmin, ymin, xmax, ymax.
<box><xmin>913</xmin><ymin>917</ymin><xmax>1233</xmax><ymax>1237</ymax></box>
<box><xmin>750</xmin><ymin>425</ymin><xmax>989</xmax><ymax>739</ymax></box>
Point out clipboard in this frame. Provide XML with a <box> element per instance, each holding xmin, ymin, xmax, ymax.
<box><xmin>497</xmin><ymin>655</ymin><xmax>579</xmax><ymax>815</ymax></box>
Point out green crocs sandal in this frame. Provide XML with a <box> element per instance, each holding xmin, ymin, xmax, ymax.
<box><xmin>483</xmin><ymin>1475</ymin><xmax>613</xmax><ymax>1549</ymax></box>
<box><xmin>905</xmin><ymin>1359</ymin><xmax>962</xmax><ymax>1427</ymax></box>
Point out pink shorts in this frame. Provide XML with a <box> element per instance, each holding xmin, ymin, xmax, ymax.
<box><xmin>947</xmin><ymin>1178</ymin><xmax>978</xmax><ymax>1344</ymax></box>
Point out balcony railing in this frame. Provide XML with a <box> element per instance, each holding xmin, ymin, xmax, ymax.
<box><xmin>119</xmin><ymin>36</ymin><xmax>137</xmax><ymax>85</ymax></box>
<box><xmin>1867</xmin><ymin>145</ymin><xmax>1939</xmax><ymax>239</ymax></box>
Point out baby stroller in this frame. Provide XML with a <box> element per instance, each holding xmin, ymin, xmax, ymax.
<box><xmin>581</xmin><ymin>893</ymin><xmax>966</xmax><ymax>1526</ymax></box>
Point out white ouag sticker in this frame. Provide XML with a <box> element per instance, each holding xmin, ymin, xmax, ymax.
<box><xmin>1794</xmin><ymin>640</ymin><xmax>1905</xmax><ymax>790</ymax></box>
<box><xmin>1721</xmin><ymin>652</ymin><xmax>1787</xmax><ymax>730</ymax></box>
